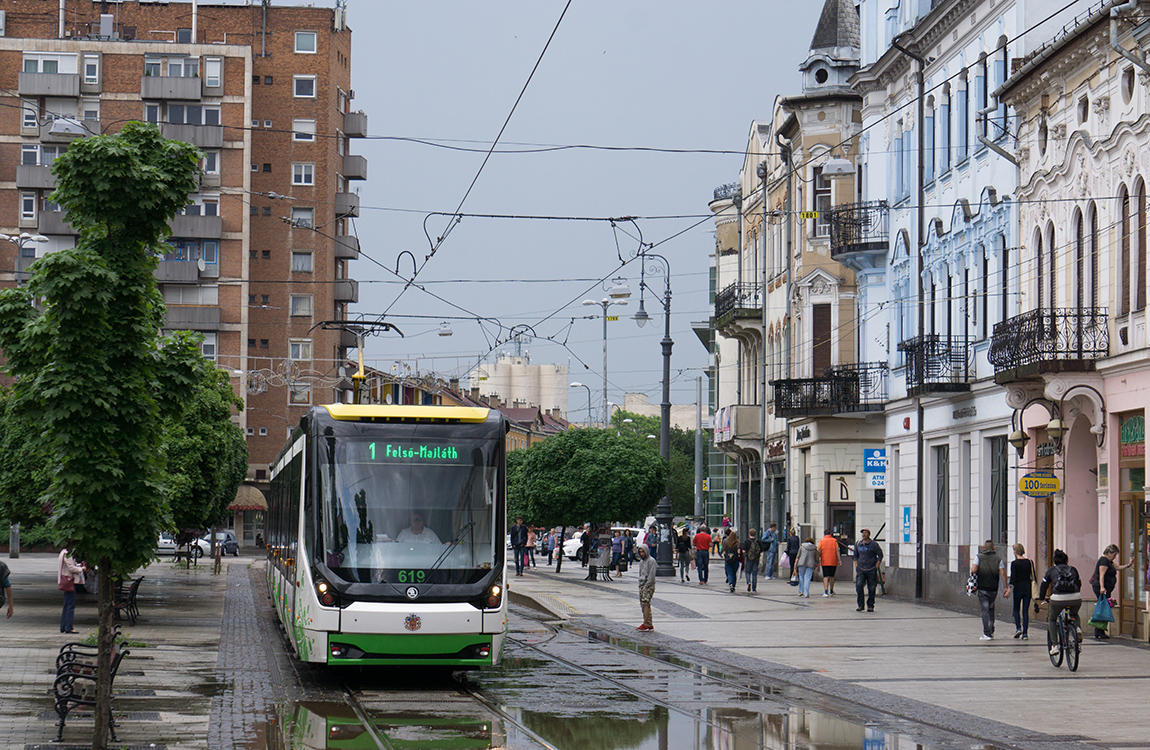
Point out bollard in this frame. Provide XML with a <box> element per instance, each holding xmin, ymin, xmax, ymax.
<box><xmin>8</xmin><ymin>523</ymin><xmax>19</xmax><ymax>559</ymax></box>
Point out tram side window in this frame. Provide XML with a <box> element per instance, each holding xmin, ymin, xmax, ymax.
<box><xmin>288</xmin><ymin>451</ymin><xmax>302</xmax><ymax>564</ymax></box>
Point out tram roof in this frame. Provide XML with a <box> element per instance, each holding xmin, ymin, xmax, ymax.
<box><xmin>320</xmin><ymin>403</ymin><xmax>492</xmax><ymax>423</ymax></box>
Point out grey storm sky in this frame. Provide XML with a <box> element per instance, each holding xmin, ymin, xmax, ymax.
<box><xmin>345</xmin><ymin>1</ymin><xmax>825</xmax><ymax>420</ymax></box>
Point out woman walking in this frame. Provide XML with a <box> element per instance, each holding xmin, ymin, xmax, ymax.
<box><xmin>795</xmin><ymin>537</ymin><xmax>819</xmax><ymax>598</ymax></box>
<box><xmin>722</xmin><ymin>530</ymin><xmax>741</xmax><ymax>593</ymax></box>
<box><xmin>525</xmin><ymin>528</ymin><xmax>537</xmax><ymax>569</ymax></box>
<box><xmin>58</xmin><ymin>544</ymin><xmax>85</xmax><ymax>634</ymax></box>
<box><xmin>742</xmin><ymin>529</ymin><xmax>762</xmax><ymax>593</ymax></box>
<box><xmin>1009</xmin><ymin>543</ymin><xmax>1036</xmax><ymax>639</ymax></box>
<box><xmin>676</xmin><ymin>527</ymin><xmax>692</xmax><ymax>582</ymax></box>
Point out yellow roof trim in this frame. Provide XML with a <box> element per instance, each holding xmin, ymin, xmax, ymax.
<box><xmin>321</xmin><ymin>404</ymin><xmax>491</xmax><ymax>423</ymax></box>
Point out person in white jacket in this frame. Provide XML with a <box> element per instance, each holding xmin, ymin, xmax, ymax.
<box><xmin>58</xmin><ymin>545</ymin><xmax>85</xmax><ymax>634</ymax></box>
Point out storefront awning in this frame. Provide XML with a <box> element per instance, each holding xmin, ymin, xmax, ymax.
<box><xmin>227</xmin><ymin>484</ymin><xmax>267</xmax><ymax>511</ymax></box>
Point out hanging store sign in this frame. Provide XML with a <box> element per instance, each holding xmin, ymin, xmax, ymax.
<box><xmin>1019</xmin><ymin>470</ymin><xmax>1061</xmax><ymax>498</ymax></box>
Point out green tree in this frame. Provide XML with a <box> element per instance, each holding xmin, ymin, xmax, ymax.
<box><xmin>610</xmin><ymin>409</ymin><xmax>698</xmax><ymax>517</ymax></box>
<box><xmin>507</xmin><ymin>427</ymin><xmax>665</xmax><ymax>571</ymax></box>
<box><xmin>162</xmin><ymin>363</ymin><xmax>248</xmax><ymax>534</ymax></box>
<box><xmin>0</xmin><ymin>389</ymin><xmax>52</xmax><ymax>529</ymax></box>
<box><xmin>0</xmin><ymin>122</ymin><xmax>202</xmax><ymax>750</ymax></box>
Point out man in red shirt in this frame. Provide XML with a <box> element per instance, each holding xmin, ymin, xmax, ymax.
<box><xmin>819</xmin><ymin>530</ymin><xmax>841</xmax><ymax>596</ymax></box>
<box><xmin>693</xmin><ymin>525</ymin><xmax>712</xmax><ymax>585</ymax></box>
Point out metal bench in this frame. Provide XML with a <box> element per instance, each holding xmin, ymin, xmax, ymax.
<box><xmin>53</xmin><ymin>641</ymin><xmax>130</xmax><ymax>742</ymax></box>
<box><xmin>113</xmin><ymin>576</ymin><xmax>143</xmax><ymax>625</ymax></box>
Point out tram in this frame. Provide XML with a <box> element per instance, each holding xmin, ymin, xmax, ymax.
<box><xmin>266</xmin><ymin>403</ymin><xmax>508</xmax><ymax>667</ymax></box>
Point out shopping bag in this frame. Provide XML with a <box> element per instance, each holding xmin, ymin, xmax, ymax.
<box><xmin>779</xmin><ymin>552</ymin><xmax>790</xmax><ymax>571</ymax></box>
<box><xmin>1088</xmin><ymin>594</ymin><xmax>1115</xmax><ymax>629</ymax></box>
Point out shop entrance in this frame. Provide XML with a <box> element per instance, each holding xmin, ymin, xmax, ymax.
<box><xmin>1117</xmin><ymin>413</ymin><xmax>1145</xmax><ymax>638</ymax></box>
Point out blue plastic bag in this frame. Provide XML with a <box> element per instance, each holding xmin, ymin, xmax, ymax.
<box><xmin>1089</xmin><ymin>594</ymin><xmax>1115</xmax><ymax>629</ymax></box>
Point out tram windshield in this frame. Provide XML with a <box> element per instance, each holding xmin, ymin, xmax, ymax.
<box><xmin>316</xmin><ymin>434</ymin><xmax>501</xmax><ymax>585</ymax></box>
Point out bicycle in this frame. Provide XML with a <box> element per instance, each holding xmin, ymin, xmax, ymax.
<box><xmin>1037</xmin><ymin>599</ymin><xmax>1080</xmax><ymax>672</ymax></box>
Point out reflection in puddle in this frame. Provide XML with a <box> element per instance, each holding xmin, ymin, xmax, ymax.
<box><xmin>266</xmin><ymin>701</ymin><xmax>500</xmax><ymax>750</ymax></box>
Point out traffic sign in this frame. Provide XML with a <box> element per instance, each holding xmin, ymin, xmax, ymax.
<box><xmin>1019</xmin><ymin>470</ymin><xmax>1060</xmax><ymax>498</ymax></box>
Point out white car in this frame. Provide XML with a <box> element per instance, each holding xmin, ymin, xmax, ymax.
<box><xmin>563</xmin><ymin>527</ymin><xmax>647</xmax><ymax>561</ymax></box>
<box><xmin>156</xmin><ymin>533</ymin><xmax>211</xmax><ymax>559</ymax></box>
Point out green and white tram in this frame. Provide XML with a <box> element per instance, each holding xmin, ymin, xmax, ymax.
<box><xmin>266</xmin><ymin>404</ymin><xmax>508</xmax><ymax>667</ymax></box>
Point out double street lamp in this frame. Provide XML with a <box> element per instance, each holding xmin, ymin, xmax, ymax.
<box><xmin>582</xmin><ymin>279</ymin><xmax>631</xmax><ymax>426</ymax></box>
<box><xmin>1</xmin><ymin>232</ymin><xmax>49</xmax><ymax>285</ymax></box>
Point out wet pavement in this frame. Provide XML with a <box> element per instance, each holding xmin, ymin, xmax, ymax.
<box><xmin>2</xmin><ymin>552</ymin><xmax>1147</xmax><ymax>750</ymax></box>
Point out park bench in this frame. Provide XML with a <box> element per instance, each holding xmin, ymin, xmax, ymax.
<box><xmin>53</xmin><ymin>640</ymin><xmax>130</xmax><ymax>742</ymax></box>
<box><xmin>112</xmin><ymin>576</ymin><xmax>143</xmax><ymax>625</ymax></box>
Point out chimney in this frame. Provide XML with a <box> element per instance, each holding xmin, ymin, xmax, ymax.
<box><xmin>449</xmin><ymin>378</ymin><xmax>459</xmax><ymax>393</ymax></box>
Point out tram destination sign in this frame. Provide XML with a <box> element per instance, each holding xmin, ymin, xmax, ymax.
<box><xmin>1019</xmin><ymin>470</ymin><xmax>1060</xmax><ymax>498</ymax></box>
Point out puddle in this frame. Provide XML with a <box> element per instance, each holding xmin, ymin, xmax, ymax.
<box><xmin>263</xmin><ymin>701</ymin><xmax>500</xmax><ymax>750</ymax></box>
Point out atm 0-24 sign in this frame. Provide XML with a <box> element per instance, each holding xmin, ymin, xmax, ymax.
<box><xmin>1019</xmin><ymin>470</ymin><xmax>1060</xmax><ymax>498</ymax></box>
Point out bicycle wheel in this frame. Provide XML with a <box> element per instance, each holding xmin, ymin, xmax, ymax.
<box><xmin>1065</xmin><ymin>617</ymin><xmax>1080</xmax><ymax>672</ymax></box>
<box><xmin>1048</xmin><ymin>624</ymin><xmax>1064</xmax><ymax>668</ymax></box>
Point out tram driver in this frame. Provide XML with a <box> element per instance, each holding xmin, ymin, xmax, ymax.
<box><xmin>396</xmin><ymin>511</ymin><xmax>444</xmax><ymax>545</ymax></box>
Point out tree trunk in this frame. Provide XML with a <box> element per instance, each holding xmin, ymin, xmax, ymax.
<box><xmin>92</xmin><ymin>557</ymin><xmax>116</xmax><ymax>750</ymax></box>
<box><xmin>555</xmin><ymin>525</ymin><xmax>567</xmax><ymax>573</ymax></box>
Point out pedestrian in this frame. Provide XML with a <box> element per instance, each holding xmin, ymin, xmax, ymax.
<box><xmin>760</xmin><ymin>523</ymin><xmax>779</xmax><ymax>579</ymax></box>
<box><xmin>1037</xmin><ymin>549</ymin><xmax>1083</xmax><ymax>656</ymax></box>
<box><xmin>1009</xmin><ymin>543</ymin><xmax>1036</xmax><ymax>639</ymax></box>
<box><xmin>635</xmin><ymin>545</ymin><xmax>656</xmax><ymax>631</ymax></box>
<box><xmin>1090</xmin><ymin>543</ymin><xmax>1133</xmax><ymax>639</ymax></box>
<box><xmin>722</xmin><ymin>529</ymin><xmax>741</xmax><ymax>593</ymax></box>
<box><xmin>785</xmin><ymin>527</ymin><xmax>801</xmax><ymax>581</ymax></box>
<box><xmin>742</xmin><ymin>529</ymin><xmax>762</xmax><ymax>592</ymax></box>
<box><xmin>610</xmin><ymin>529</ymin><xmax>624</xmax><ymax>577</ymax></box>
<box><xmin>693</xmin><ymin>524</ymin><xmax>712</xmax><ymax>585</ymax></box>
<box><xmin>645</xmin><ymin>524</ymin><xmax>660</xmax><ymax>562</ymax></box>
<box><xmin>509</xmin><ymin>517</ymin><xmax>528</xmax><ymax>577</ymax></box>
<box><xmin>525</xmin><ymin>527</ymin><xmax>537</xmax><ymax>569</ymax></box>
<box><xmin>579</xmin><ymin>524</ymin><xmax>592</xmax><ymax>567</ymax></box>
<box><xmin>623</xmin><ymin>529</ymin><xmax>635</xmax><ymax>565</ymax></box>
<box><xmin>796</xmin><ymin>537</ymin><xmax>819</xmax><ymax>598</ymax></box>
<box><xmin>58</xmin><ymin>544</ymin><xmax>85</xmax><ymax>634</ymax></box>
<box><xmin>853</xmin><ymin>528</ymin><xmax>883</xmax><ymax>612</ymax></box>
<box><xmin>0</xmin><ymin>557</ymin><xmax>12</xmax><ymax>619</ymax></box>
<box><xmin>676</xmin><ymin>527</ymin><xmax>692</xmax><ymax>582</ymax></box>
<box><xmin>544</xmin><ymin>529</ymin><xmax>555</xmax><ymax>566</ymax></box>
<box><xmin>971</xmin><ymin>540</ymin><xmax>1010</xmax><ymax>640</ymax></box>
<box><xmin>818</xmin><ymin>530</ymin><xmax>840</xmax><ymax>596</ymax></box>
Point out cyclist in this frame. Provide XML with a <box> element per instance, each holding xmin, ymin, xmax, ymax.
<box><xmin>1036</xmin><ymin>549</ymin><xmax>1083</xmax><ymax>657</ymax></box>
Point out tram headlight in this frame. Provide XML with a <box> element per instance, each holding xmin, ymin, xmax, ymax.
<box><xmin>485</xmin><ymin>583</ymin><xmax>502</xmax><ymax>609</ymax></box>
<box><xmin>315</xmin><ymin>578</ymin><xmax>337</xmax><ymax>607</ymax></box>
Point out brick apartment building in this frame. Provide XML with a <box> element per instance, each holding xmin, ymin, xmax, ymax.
<box><xmin>0</xmin><ymin>0</ymin><xmax>366</xmax><ymax>541</ymax></box>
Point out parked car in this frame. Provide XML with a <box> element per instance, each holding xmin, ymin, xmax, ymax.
<box><xmin>562</xmin><ymin>527</ymin><xmax>646</xmax><ymax>561</ymax></box>
<box><xmin>201</xmin><ymin>530</ymin><xmax>240</xmax><ymax>556</ymax></box>
<box><xmin>155</xmin><ymin>533</ymin><xmax>210</xmax><ymax>559</ymax></box>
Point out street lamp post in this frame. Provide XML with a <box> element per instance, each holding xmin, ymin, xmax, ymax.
<box><xmin>582</xmin><ymin>293</ymin><xmax>629</xmax><ymax>426</ymax></box>
<box><xmin>633</xmin><ymin>251</ymin><xmax>674</xmax><ymax>577</ymax></box>
<box><xmin>569</xmin><ymin>382</ymin><xmax>593</xmax><ymax>426</ymax></box>
<box><xmin>1</xmin><ymin>232</ymin><xmax>50</xmax><ymax>286</ymax></box>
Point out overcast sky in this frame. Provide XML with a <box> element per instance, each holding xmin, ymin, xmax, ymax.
<box><xmin>346</xmin><ymin>1</ymin><xmax>825</xmax><ymax>422</ymax></box>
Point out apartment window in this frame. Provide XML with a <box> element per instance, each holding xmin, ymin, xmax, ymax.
<box><xmin>246</xmin><ymin>427</ymin><xmax>254</xmax><ymax>435</ymax></box>
<box><xmin>262</xmin><ymin>163</ymin><xmax>272</xmax><ymax>173</ymax></box>
<box><xmin>262</xmin><ymin>207</ymin><xmax>271</xmax><ymax>216</ymax></box>
<box><xmin>812</xmin><ymin>167</ymin><xmax>831</xmax><ymax>236</ymax></box>
<box><xmin>251</xmin><ymin>163</ymin><xmax>259</xmax><ymax>172</ymax></box>
<box><xmin>261</xmin><ymin>250</ymin><xmax>271</xmax><ymax>259</ymax></box>
<box><xmin>252</xmin><ymin>75</ymin><xmax>260</xmax><ymax>85</ymax></box>
<box><xmin>162</xmin><ymin>284</ymin><xmax>218</xmax><ymax>305</ymax></box>
<box><xmin>935</xmin><ymin>444</ymin><xmax>950</xmax><ymax>543</ymax></box>
<box><xmin>21</xmin><ymin>145</ymin><xmax>38</xmax><ymax>165</ymax></box>
<box><xmin>20</xmin><ymin>192</ymin><xmax>37</xmax><ymax>221</ymax></box>
<box><xmin>289</xmin><ymin>383</ymin><xmax>312</xmax><ymax>405</ymax></box>
<box><xmin>289</xmin><ymin>339</ymin><xmax>312</xmax><ymax>361</ymax></box>
<box><xmin>292</xmin><ymin>119</ymin><xmax>316</xmax><ymax>141</ymax></box>
<box><xmin>167</xmin><ymin>104</ymin><xmax>220</xmax><ymax>126</ymax></box>
<box><xmin>202</xmin><ymin>150</ymin><xmax>219</xmax><ymax>175</ymax></box>
<box><xmin>167</xmin><ymin>57</ymin><xmax>198</xmax><ymax>78</ymax></box>
<box><xmin>291</xmin><ymin>251</ymin><xmax>313</xmax><ymax>272</ymax></box>
<box><xmin>292</xmin><ymin>207</ymin><xmax>314</xmax><ymax>228</ymax></box>
<box><xmin>83</xmin><ymin>54</ymin><xmax>100</xmax><ymax>85</ymax></box>
<box><xmin>22</xmin><ymin>107</ymin><xmax>37</xmax><ymax>129</ymax></box>
<box><xmin>292</xmin><ymin>163</ymin><xmax>315</xmax><ymax>186</ymax></box>
<box><xmin>295</xmin><ymin>31</ymin><xmax>318</xmax><ymax>53</ymax></box>
<box><xmin>957</xmin><ymin>75</ymin><xmax>969</xmax><ymax>163</ymax></box>
<box><xmin>251</xmin><ymin>119</ymin><xmax>259</xmax><ymax>128</ymax></box>
<box><xmin>176</xmin><ymin>28</ymin><xmax>193</xmax><ymax>44</ymax></box>
<box><xmin>80</xmin><ymin>98</ymin><xmax>99</xmax><ymax>121</ymax></box>
<box><xmin>293</xmin><ymin>75</ymin><xmax>317</xmax><ymax>98</ymax></box>
<box><xmin>144</xmin><ymin>57</ymin><xmax>162</xmax><ymax>77</ymax></box>
<box><xmin>248</xmin><ymin>296</ymin><xmax>256</xmax><ymax>306</ymax></box>
<box><xmin>260</xmin><ymin>339</ymin><xmax>269</xmax><ymax>349</ymax></box>
<box><xmin>162</xmin><ymin>239</ymin><xmax>217</xmax><ymax>266</ymax></box>
<box><xmin>264</xmin><ymin>76</ymin><xmax>273</xmax><ymax>86</ymax></box>
<box><xmin>202</xmin><ymin>240</ymin><xmax>219</xmax><ymax>265</ymax></box>
<box><xmin>940</xmin><ymin>86</ymin><xmax>952</xmax><ymax>173</ymax></box>
<box><xmin>201</xmin><ymin>332</ymin><xmax>217</xmax><ymax>361</ymax></box>
<box><xmin>24</xmin><ymin>53</ymin><xmax>77</xmax><ymax>74</ymax></box>
<box><xmin>290</xmin><ymin>294</ymin><xmax>313</xmax><ymax>317</ymax></box>
<box><xmin>259</xmin><ymin>427</ymin><xmax>268</xmax><ymax>437</ymax></box>
<box><xmin>204</xmin><ymin>58</ymin><xmax>222</xmax><ymax>88</ymax></box>
<box><xmin>264</xmin><ymin>119</ymin><xmax>273</xmax><ymax>128</ymax></box>
<box><xmin>924</xmin><ymin>103</ymin><xmax>935</xmax><ymax>183</ymax></box>
<box><xmin>250</xmin><ymin>206</ymin><xmax>258</xmax><ymax>216</ymax></box>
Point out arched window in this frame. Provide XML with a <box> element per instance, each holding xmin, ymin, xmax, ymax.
<box><xmin>1088</xmin><ymin>201</ymin><xmax>1099</xmax><ymax>310</ymax></box>
<box><xmin>1074</xmin><ymin>208</ymin><xmax>1085</xmax><ymax>312</ymax></box>
<box><xmin>1046</xmin><ymin>221</ymin><xmax>1057</xmax><ymax>310</ymax></box>
<box><xmin>1035</xmin><ymin>228</ymin><xmax>1044</xmax><ymax>312</ymax></box>
<box><xmin>1120</xmin><ymin>184</ymin><xmax>1131</xmax><ymax>316</ymax></box>
<box><xmin>1137</xmin><ymin>179</ymin><xmax>1147</xmax><ymax>311</ymax></box>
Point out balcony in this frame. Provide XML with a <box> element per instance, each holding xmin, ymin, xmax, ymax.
<box><xmin>140</xmin><ymin>75</ymin><xmax>201</xmax><ymax>100</ymax></box>
<box><xmin>16</xmin><ymin>165</ymin><xmax>55</xmax><ymax>190</ymax></box>
<box><xmin>164</xmin><ymin>305</ymin><xmax>221</xmax><ymax>330</ymax></box>
<box><xmin>714</xmin><ymin>282</ymin><xmax>763</xmax><ymax>340</ymax></box>
<box><xmin>342</xmin><ymin>154</ymin><xmax>368</xmax><ymax>181</ymax></box>
<box><xmin>334</xmin><ymin>233</ymin><xmax>360</xmax><ymax>260</ymax></box>
<box><xmin>827</xmin><ymin>200</ymin><xmax>888</xmax><ymax>268</ymax></box>
<box><xmin>772</xmin><ymin>363</ymin><xmax>888</xmax><ymax>417</ymax></box>
<box><xmin>713</xmin><ymin>404</ymin><xmax>762</xmax><ymax>445</ymax></box>
<box><xmin>19</xmin><ymin>72</ymin><xmax>80</xmax><ymax>97</ymax></box>
<box><xmin>898</xmin><ymin>335</ymin><xmax>973</xmax><ymax>397</ymax></box>
<box><xmin>38</xmin><ymin>211</ymin><xmax>77</xmax><ymax>236</ymax></box>
<box><xmin>155</xmin><ymin>260</ymin><xmax>201</xmax><ymax>283</ymax></box>
<box><xmin>989</xmin><ymin>308</ymin><xmax>1109</xmax><ymax>383</ymax></box>
<box><xmin>335</xmin><ymin>192</ymin><xmax>360</xmax><ymax>218</ymax></box>
<box><xmin>169</xmin><ymin>214</ymin><xmax>222</xmax><ymax>239</ymax></box>
<box><xmin>343</xmin><ymin>111</ymin><xmax>368</xmax><ymax>138</ymax></box>
<box><xmin>161</xmin><ymin>123</ymin><xmax>224</xmax><ymax>148</ymax></box>
<box><xmin>333</xmin><ymin>279</ymin><xmax>359</xmax><ymax>304</ymax></box>
<box><xmin>712</xmin><ymin>182</ymin><xmax>740</xmax><ymax>203</ymax></box>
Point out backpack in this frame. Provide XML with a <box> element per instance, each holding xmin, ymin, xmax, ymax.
<box><xmin>1052</xmin><ymin>564</ymin><xmax>1079</xmax><ymax>594</ymax></box>
<box><xmin>746</xmin><ymin>539</ymin><xmax>761</xmax><ymax>563</ymax></box>
<box><xmin>723</xmin><ymin>544</ymin><xmax>740</xmax><ymax>563</ymax></box>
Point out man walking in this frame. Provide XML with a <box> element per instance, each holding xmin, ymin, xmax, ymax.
<box><xmin>819</xmin><ymin>530</ymin><xmax>840</xmax><ymax>596</ymax></box>
<box><xmin>635</xmin><ymin>545</ymin><xmax>656</xmax><ymax>631</ymax></box>
<box><xmin>761</xmin><ymin>523</ymin><xmax>779</xmax><ymax>579</ymax></box>
<box><xmin>509</xmin><ymin>516</ymin><xmax>528</xmax><ymax>577</ymax></box>
<box><xmin>0</xmin><ymin>558</ymin><xmax>12</xmax><ymax>619</ymax></box>
<box><xmin>693</xmin><ymin>524</ymin><xmax>712</xmax><ymax>585</ymax></box>
<box><xmin>853</xmin><ymin>528</ymin><xmax>883</xmax><ymax>612</ymax></box>
<box><xmin>971</xmin><ymin>540</ymin><xmax>1010</xmax><ymax>640</ymax></box>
